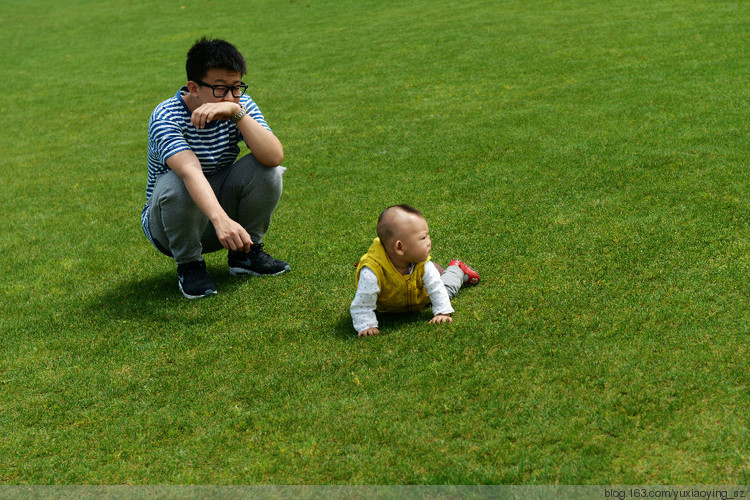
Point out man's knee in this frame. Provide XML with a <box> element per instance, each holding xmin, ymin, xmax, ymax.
<box><xmin>258</xmin><ymin>164</ymin><xmax>285</xmax><ymax>192</ymax></box>
<box><xmin>236</xmin><ymin>159</ymin><xmax>284</xmax><ymax>195</ymax></box>
<box><xmin>152</xmin><ymin>171</ymin><xmax>204</xmax><ymax>224</ymax></box>
<box><xmin>153</xmin><ymin>170</ymin><xmax>190</xmax><ymax>202</ymax></box>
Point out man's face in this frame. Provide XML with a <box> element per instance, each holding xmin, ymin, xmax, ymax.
<box><xmin>192</xmin><ymin>68</ymin><xmax>244</xmax><ymax>105</ymax></box>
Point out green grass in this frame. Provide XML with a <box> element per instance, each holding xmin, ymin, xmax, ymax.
<box><xmin>1</xmin><ymin>0</ymin><xmax>750</xmax><ymax>485</ymax></box>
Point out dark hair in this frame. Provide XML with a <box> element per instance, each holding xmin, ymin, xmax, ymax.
<box><xmin>377</xmin><ymin>204</ymin><xmax>423</xmax><ymax>245</ymax></box>
<box><xmin>185</xmin><ymin>38</ymin><xmax>247</xmax><ymax>82</ymax></box>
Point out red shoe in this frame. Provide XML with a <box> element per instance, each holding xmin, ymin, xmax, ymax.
<box><xmin>448</xmin><ymin>259</ymin><xmax>480</xmax><ymax>286</ymax></box>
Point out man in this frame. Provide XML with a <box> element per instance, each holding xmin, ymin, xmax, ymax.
<box><xmin>142</xmin><ymin>37</ymin><xmax>290</xmax><ymax>299</ymax></box>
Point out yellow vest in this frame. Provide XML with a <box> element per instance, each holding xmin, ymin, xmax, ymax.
<box><xmin>355</xmin><ymin>238</ymin><xmax>431</xmax><ymax>313</ymax></box>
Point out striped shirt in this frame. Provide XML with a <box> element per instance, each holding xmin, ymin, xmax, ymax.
<box><xmin>145</xmin><ymin>87</ymin><xmax>271</xmax><ymax>201</ymax></box>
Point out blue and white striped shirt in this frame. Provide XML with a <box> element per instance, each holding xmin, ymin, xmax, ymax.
<box><xmin>145</xmin><ymin>87</ymin><xmax>271</xmax><ymax>201</ymax></box>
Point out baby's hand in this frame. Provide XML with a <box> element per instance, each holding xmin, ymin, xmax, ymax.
<box><xmin>358</xmin><ymin>327</ymin><xmax>380</xmax><ymax>337</ymax></box>
<box><xmin>429</xmin><ymin>314</ymin><xmax>453</xmax><ymax>325</ymax></box>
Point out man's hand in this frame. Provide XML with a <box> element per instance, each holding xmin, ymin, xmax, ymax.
<box><xmin>429</xmin><ymin>314</ymin><xmax>453</xmax><ymax>325</ymax></box>
<box><xmin>191</xmin><ymin>102</ymin><xmax>241</xmax><ymax>129</ymax></box>
<box><xmin>211</xmin><ymin>215</ymin><xmax>253</xmax><ymax>253</ymax></box>
<box><xmin>358</xmin><ymin>327</ymin><xmax>380</xmax><ymax>337</ymax></box>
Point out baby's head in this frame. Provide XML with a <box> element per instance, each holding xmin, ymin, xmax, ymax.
<box><xmin>377</xmin><ymin>204</ymin><xmax>432</xmax><ymax>264</ymax></box>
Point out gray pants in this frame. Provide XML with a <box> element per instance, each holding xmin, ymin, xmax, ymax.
<box><xmin>147</xmin><ymin>154</ymin><xmax>285</xmax><ymax>264</ymax></box>
<box><xmin>441</xmin><ymin>265</ymin><xmax>464</xmax><ymax>299</ymax></box>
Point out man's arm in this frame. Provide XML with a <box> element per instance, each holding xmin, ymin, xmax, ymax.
<box><xmin>236</xmin><ymin>110</ymin><xmax>284</xmax><ymax>167</ymax></box>
<box><xmin>189</xmin><ymin>101</ymin><xmax>284</xmax><ymax>167</ymax></box>
<box><xmin>166</xmin><ymin>149</ymin><xmax>252</xmax><ymax>252</ymax></box>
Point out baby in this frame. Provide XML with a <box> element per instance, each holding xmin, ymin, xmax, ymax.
<box><xmin>351</xmin><ymin>204</ymin><xmax>480</xmax><ymax>336</ymax></box>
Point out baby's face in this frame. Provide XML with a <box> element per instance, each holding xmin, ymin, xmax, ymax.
<box><xmin>399</xmin><ymin>215</ymin><xmax>432</xmax><ymax>263</ymax></box>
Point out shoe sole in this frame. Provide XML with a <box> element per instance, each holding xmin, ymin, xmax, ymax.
<box><xmin>179</xmin><ymin>281</ymin><xmax>218</xmax><ymax>299</ymax></box>
<box><xmin>229</xmin><ymin>265</ymin><xmax>291</xmax><ymax>277</ymax></box>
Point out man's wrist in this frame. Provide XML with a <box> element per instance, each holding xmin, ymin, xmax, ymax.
<box><xmin>230</xmin><ymin>105</ymin><xmax>247</xmax><ymax>123</ymax></box>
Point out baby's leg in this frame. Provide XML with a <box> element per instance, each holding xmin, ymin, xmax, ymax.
<box><xmin>441</xmin><ymin>265</ymin><xmax>464</xmax><ymax>299</ymax></box>
<box><xmin>441</xmin><ymin>260</ymin><xmax>481</xmax><ymax>299</ymax></box>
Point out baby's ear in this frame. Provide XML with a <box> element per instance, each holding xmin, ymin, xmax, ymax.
<box><xmin>393</xmin><ymin>239</ymin><xmax>405</xmax><ymax>256</ymax></box>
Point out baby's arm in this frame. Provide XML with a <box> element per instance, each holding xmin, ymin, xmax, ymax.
<box><xmin>351</xmin><ymin>267</ymin><xmax>380</xmax><ymax>336</ymax></box>
<box><xmin>423</xmin><ymin>262</ymin><xmax>454</xmax><ymax>324</ymax></box>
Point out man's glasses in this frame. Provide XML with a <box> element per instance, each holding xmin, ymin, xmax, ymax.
<box><xmin>197</xmin><ymin>81</ymin><xmax>249</xmax><ymax>98</ymax></box>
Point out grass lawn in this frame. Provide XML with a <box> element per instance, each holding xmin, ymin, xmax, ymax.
<box><xmin>1</xmin><ymin>0</ymin><xmax>749</xmax><ymax>484</ymax></box>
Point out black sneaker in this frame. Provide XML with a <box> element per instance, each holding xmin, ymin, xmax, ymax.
<box><xmin>228</xmin><ymin>243</ymin><xmax>290</xmax><ymax>277</ymax></box>
<box><xmin>176</xmin><ymin>260</ymin><xmax>218</xmax><ymax>299</ymax></box>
